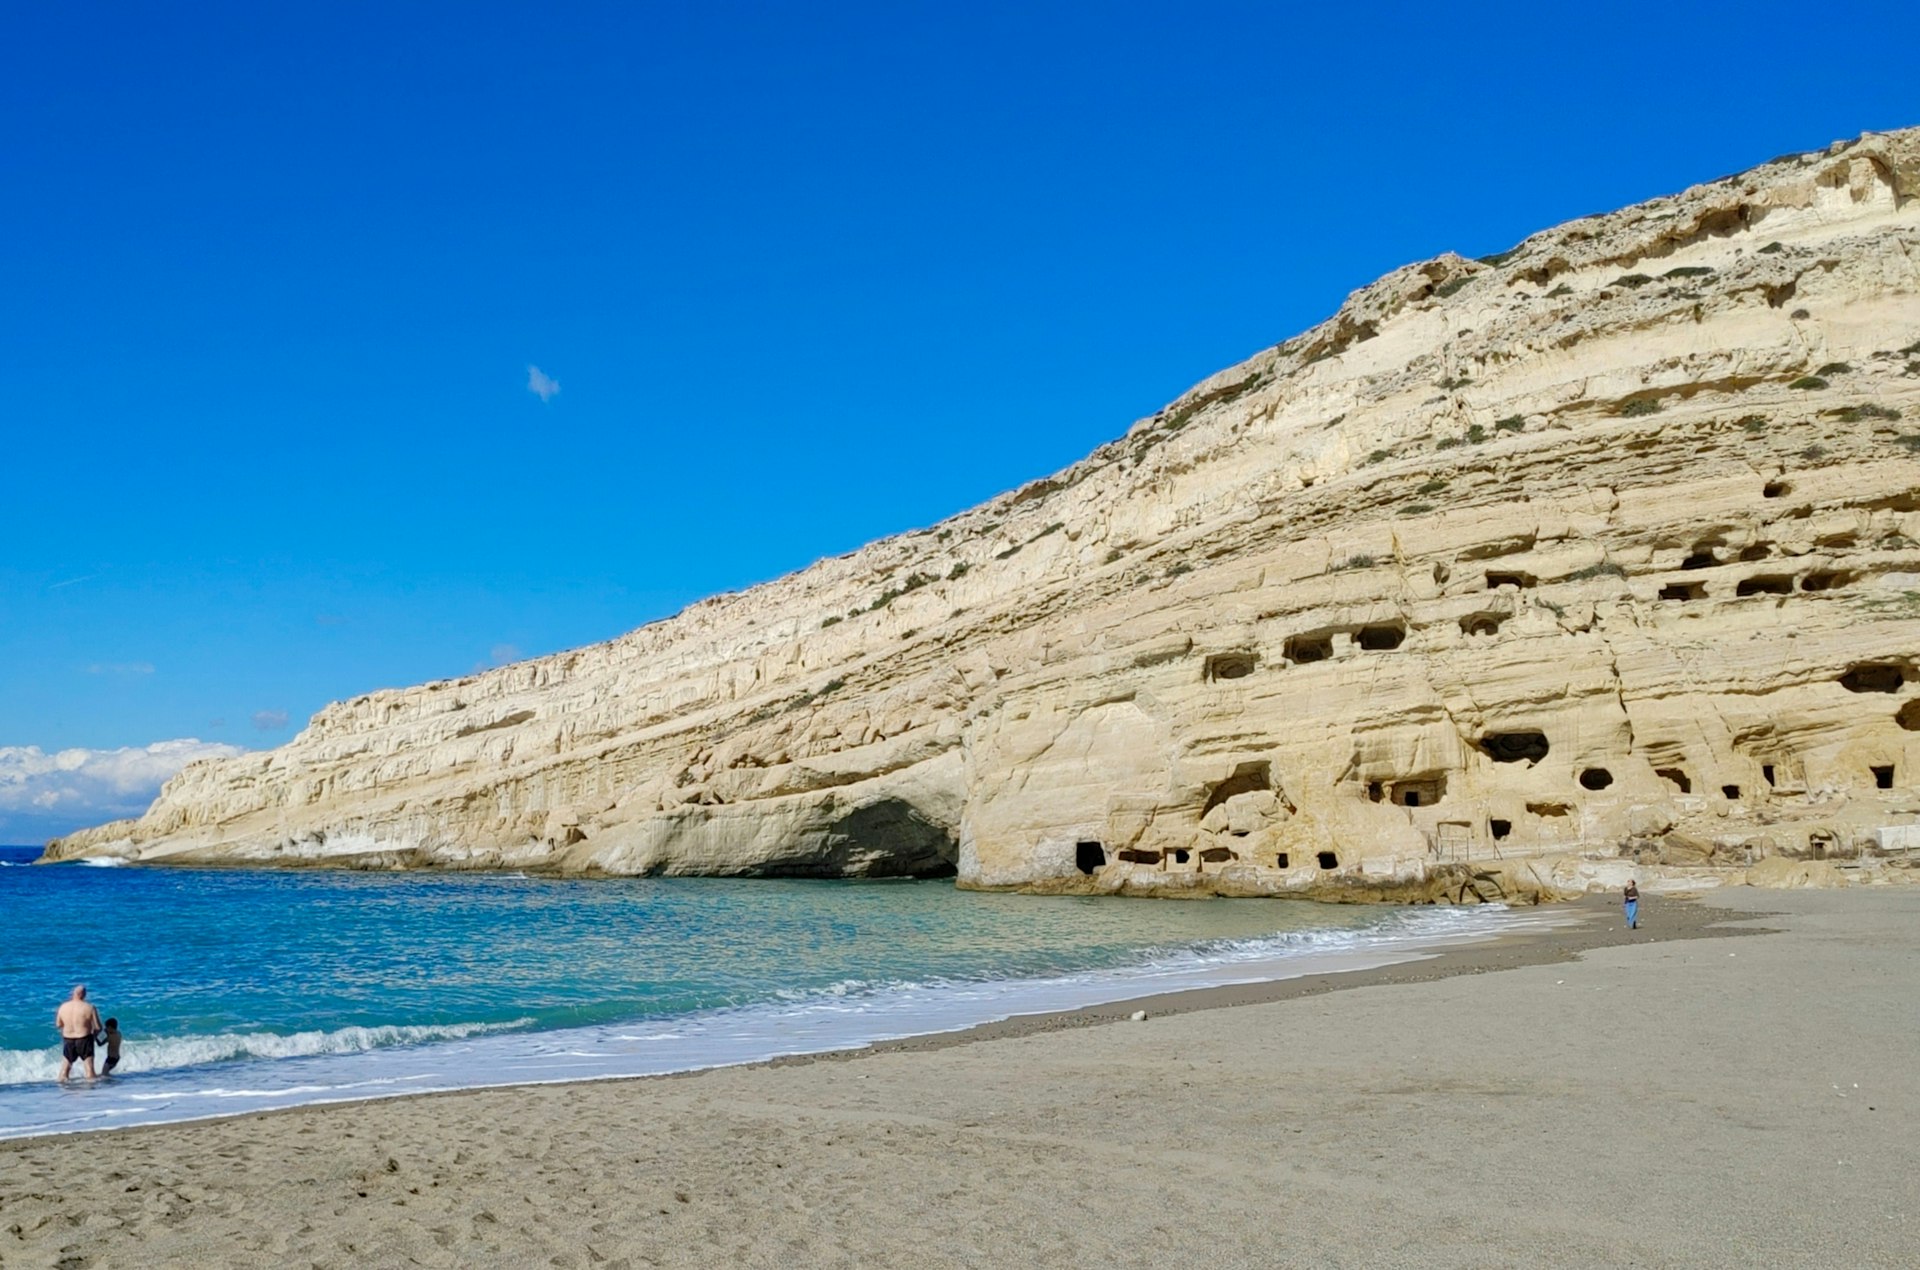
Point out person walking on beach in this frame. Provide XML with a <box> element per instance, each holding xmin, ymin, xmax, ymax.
<box><xmin>54</xmin><ymin>985</ymin><xmax>102</xmax><ymax>1082</ymax></box>
<box><xmin>1623</xmin><ymin>880</ymin><xmax>1641</xmax><ymax>930</ymax></box>
<box><xmin>100</xmin><ymin>1017</ymin><xmax>124</xmax><ymax>1075</ymax></box>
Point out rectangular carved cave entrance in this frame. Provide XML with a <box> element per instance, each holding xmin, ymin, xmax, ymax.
<box><xmin>1075</xmin><ymin>841</ymin><xmax>1106</xmax><ymax>874</ymax></box>
<box><xmin>1841</xmin><ymin>664</ymin><xmax>1907</xmax><ymax>693</ymax></box>
<box><xmin>1356</xmin><ymin>622</ymin><xmax>1406</xmax><ymax>651</ymax></box>
<box><xmin>1204</xmin><ymin>651</ymin><xmax>1258</xmax><ymax>682</ymax></box>
<box><xmin>1391</xmin><ymin>776</ymin><xmax>1446</xmax><ymax>808</ymax></box>
<box><xmin>1873</xmin><ymin>764</ymin><xmax>1896</xmax><ymax>790</ymax></box>
<box><xmin>1461</xmin><ymin>612</ymin><xmax>1506</xmax><ymax>638</ymax></box>
<box><xmin>1285</xmin><ymin>633</ymin><xmax>1333</xmax><ymax>664</ymax></box>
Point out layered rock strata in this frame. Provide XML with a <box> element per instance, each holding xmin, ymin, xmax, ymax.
<box><xmin>49</xmin><ymin>128</ymin><xmax>1920</xmax><ymax>900</ymax></box>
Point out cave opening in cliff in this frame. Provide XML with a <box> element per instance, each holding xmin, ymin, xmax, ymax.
<box><xmin>1739</xmin><ymin>545</ymin><xmax>1771</xmax><ymax>562</ymax></box>
<box><xmin>1274</xmin><ymin>852</ymin><xmax>1290</xmax><ymax>868</ymax></box>
<box><xmin>1202</xmin><ymin>761</ymin><xmax>1273</xmax><ymax>817</ymax></box>
<box><xmin>1480</xmin><ymin>731</ymin><xmax>1549</xmax><ymax>764</ymax></box>
<box><xmin>1489</xmin><ymin>818</ymin><xmax>1512</xmax><ymax>840</ymax></box>
<box><xmin>1199</xmin><ymin>846</ymin><xmax>1236</xmax><ymax>865</ymax></box>
<box><xmin>1762</xmin><ymin>763</ymin><xmax>1777</xmax><ymax>787</ymax></box>
<box><xmin>1285</xmin><ymin>634</ymin><xmax>1333</xmax><ymax>664</ymax></box>
<box><xmin>1391</xmin><ymin>777</ymin><xmax>1445</xmax><ymax>807</ymax></box>
<box><xmin>1461</xmin><ymin>613</ymin><xmax>1506</xmax><ymax>638</ymax></box>
<box><xmin>1205</xmin><ymin>652</ymin><xmax>1258</xmax><ymax>682</ymax></box>
<box><xmin>1874</xmin><ymin>764</ymin><xmax>1896</xmax><ymax>790</ymax></box>
<box><xmin>1118</xmin><ymin>848</ymin><xmax>1161</xmax><ymax>865</ymax></box>
<box><xmin>1171</xmin><ymin>848</ymin><xmax>1191</xmax><ymax>865</ymax></box>
<box><xmin>804</xmin><ymin>799</ymin><xmax>960</xmax><ymax>879</ymax></box>
<box><xmin>1317</xmin><ymin>851</ymin><xmax>1338</xmax><ymax>869</ymax></box>
<box><xmin>1841</xmin><ymin>664</ymin><xmax>1906</xmax><ymax>693</ymax></box>
<box><xmin>1736</xmin><ymin>576</ymin><xmax>1793</xmax><ymax>597</ymax></box>
<box><xmin>1357</xmin><ymin>623</ymin><xmax>1406</xmax><ymax>651</ymax></box>
<box><xmin>1680</xmin><ymin>550</ymin><xmax>1718</xmax><ymax>570</ymax></box>
<box><xmin>1485</xmin><ymin>571</ymin><xmax>1533</xmax><ymax>590</ymax></box>
<box><xmin>1800</xmin><ymin>571</ymin><xmax>1848</xmax><ymax>592</ymax></box>
<box><xmin>1075</xmin><ymin>841</ymin><xmax>1106</xmax><ymax>874</ymax></box>
<box><xmin>1659</xmin><ymin>582</ymin><xmax>1706</xmax><ymax>601</ymax></box>
<box><xmin>1897</xmin><ymin>701</ymin><xmax>1920</xmax><ymax>731</ymax></box>
<box><xmin>1763</xmin><ymin>480</ymin><xmax>1791</xmax><ymax>499</ymax></box>
<box><xmin>1656</xmin><ymin>767</ymin><xmax>1692</xmax><ymax>793</ymax></box>
<box><xmin>1722</xmin><ymin>784</ymin><xmax>1741</xmax><ymax>800</ymax></box>
<box><xmin>1579</xmin><ymin>767</ymin><xmax>1614</xmax><ymax>790</ymax></box>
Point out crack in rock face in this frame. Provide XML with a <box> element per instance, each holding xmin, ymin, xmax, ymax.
<box><xmin>46</xmin><ymin>126</ymin><xmax>1920</xmax><ymax>900</ymax></box>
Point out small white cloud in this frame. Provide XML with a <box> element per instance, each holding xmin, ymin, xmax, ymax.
<box><xmin>252</xmin><ymin>709</ymin><xmax>290</xmax><ymax>732</ymax></box>
<box><xmin>526</xmin><ymin>365</ymin><xmax>560</xmax><ymax>403</ymax></box>
<box><xmin>0</xmin><ymin>739</ymin><xmax>246</xmax><ymax>841</ymax></box>
<box><xmin>84</xmin><ymin>662</ymin><xmax>155</xmax><ymax>676</ymax></box>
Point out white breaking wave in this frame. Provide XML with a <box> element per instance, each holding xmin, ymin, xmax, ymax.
<box><xmin>0</xmin><ymin>905</ymin><xmax>1567</xmax><ymax>1140</ymax></box>
<box><xmin>0</xmin><ymin>1018</ymin><xmax>533</xmax><ymax>1087</ymax></box>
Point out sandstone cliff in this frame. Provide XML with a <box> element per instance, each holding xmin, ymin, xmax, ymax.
<box><xmin>48</xmin><ymin>128</ymin><xmax>1920</xmax><ymax>899</ymax></box>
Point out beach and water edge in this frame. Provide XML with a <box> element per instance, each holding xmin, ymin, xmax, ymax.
<box><xmin>0</xmin><ymin>846</ymin><xmax>1557</xmax><ymax>1141</ymax></box>
<box><xmin>9</xmin><ymin>884</ymin><xmax>1914</xmax><ymax>1267</ymax></box>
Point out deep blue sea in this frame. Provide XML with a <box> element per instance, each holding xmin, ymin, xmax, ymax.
<box><xmin>0</xmin><ymin>844</ymin><xmax>1538</xmax><ymax>1138</ymax></box>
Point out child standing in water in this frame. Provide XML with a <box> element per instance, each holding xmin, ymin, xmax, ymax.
<box><xmin>101</xmin><ymin>1018</ymin><xmax>123</xmax><ymax>1075</ymax></box>
<box><xmin>1623</xmin><ymin>880</ymin><xmax>1640</xmax><ymax>930</ymax></box>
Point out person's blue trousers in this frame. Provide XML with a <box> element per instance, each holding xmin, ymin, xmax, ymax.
<box><xmin>1624</xmin><ymin>898</ymin><xmax>1639</xmax><ymax>928</ymax></box>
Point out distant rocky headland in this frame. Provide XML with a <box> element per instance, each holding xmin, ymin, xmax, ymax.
<box><xmin>48</xmin><ymin>127</ymin><xmax>1920</xmax><ymax>900</ymax></box>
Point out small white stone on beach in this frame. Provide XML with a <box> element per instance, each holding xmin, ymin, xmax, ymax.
<box><xmin>1129</xmin><ymin>1010</ymin><xmax>1148</xmax><ymax>1022</ymax></box>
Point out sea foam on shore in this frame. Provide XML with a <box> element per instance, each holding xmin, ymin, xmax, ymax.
<box><xmin>0</xmin><ymin>898</ymin><xmax>1548</xmax><ymax>1139</ymax></box>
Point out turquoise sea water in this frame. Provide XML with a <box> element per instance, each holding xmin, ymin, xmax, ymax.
<box><xmin>0</xmin><ymin>844</ymin><xmax>1535</xmax><ymax>1138</ymax></box>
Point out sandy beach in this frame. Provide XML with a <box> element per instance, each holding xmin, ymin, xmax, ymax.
<box><xmin>4</xmin><ymin>887</ymin><xmax>1917</xmax><ymax>1268</ymax></box>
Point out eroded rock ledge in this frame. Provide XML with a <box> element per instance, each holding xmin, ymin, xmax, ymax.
<box><xmin>47</xmin><ymin>127</ymin><xmax>1920</xmax><ymax>900</ymax></box>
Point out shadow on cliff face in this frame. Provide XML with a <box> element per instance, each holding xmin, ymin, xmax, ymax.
<box><xmin>759</xmin><ymin>798</ymin><xmax>959</xmax><ymax>879</ymax></box>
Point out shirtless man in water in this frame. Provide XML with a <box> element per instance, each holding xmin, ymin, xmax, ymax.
<box><xmin>55</xmin><ymin>985</ymin><xmax>102</xmax><ymax>1082</ymax></box>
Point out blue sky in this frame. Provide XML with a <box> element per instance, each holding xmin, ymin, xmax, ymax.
<box><xmin>2</xmin><ymin>2</ymin><xmax>1913</xmax><ymax>839</ymax></box>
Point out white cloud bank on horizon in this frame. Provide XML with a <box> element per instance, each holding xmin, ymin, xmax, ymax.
<box><xmin>526</xmin><ymin>364</ymin><xmax>560</xmax><ymax>402</ymax></box>
<box><xmin>0</xmin><ymin>739</ymin><xmax>246</xmax><ymax>844</ymax></box>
